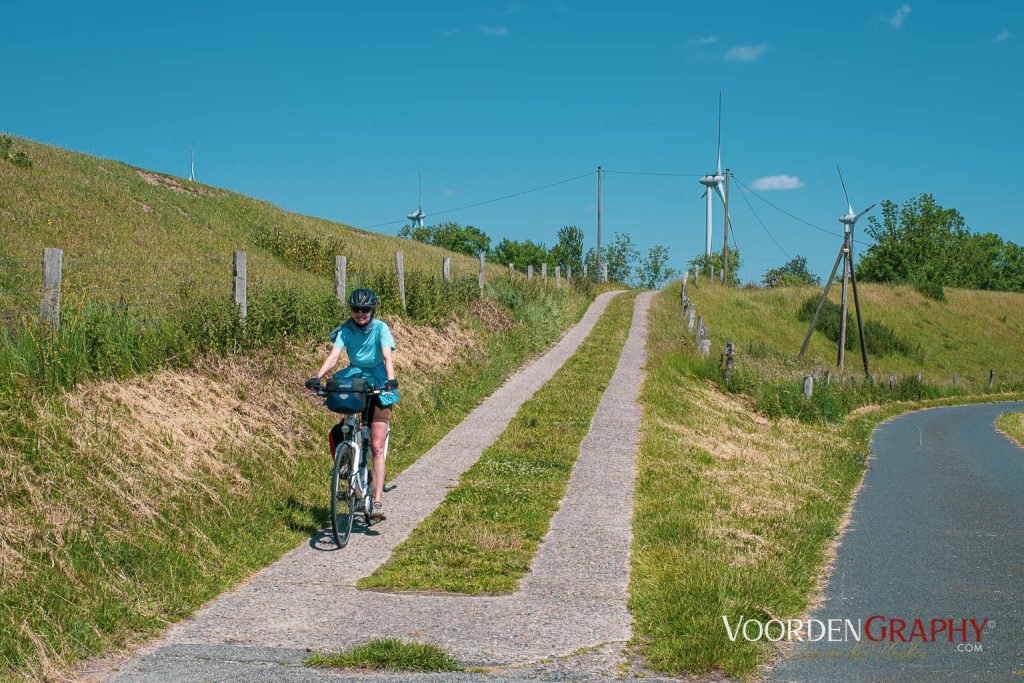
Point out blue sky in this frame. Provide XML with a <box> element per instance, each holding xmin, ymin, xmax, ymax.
<box><xmin>2</xmin><ymin>1</ymin><xmax>1022</xmax><ymax>282</ymax></box>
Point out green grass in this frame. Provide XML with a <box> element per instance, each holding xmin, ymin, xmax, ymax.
<box><xmin>0</xmin><ymin>134</ymin><xmax>513</xmax><ymax>319</ymax></box>
<box><xmin>630</xmin><ymin>283</ymin><xmax>1024</xmax><ymax>679</ymax></box>
<box><xmin>996</xmin><ymin>411</ymin><xmax>1024</xmax><ymax>448</ymax></box>
<box><xmin>360</xmin><ymin>291</ymin><xmax>637</xmax><ymax>594</ymax></box>
<box><xmin>306</xmin><ymin>639</ymin><xmax>461</xmax><ymax>672</ymax></box>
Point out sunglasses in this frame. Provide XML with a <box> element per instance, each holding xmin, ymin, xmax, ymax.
<box><xmin>350</xmin><ymin>306</ymin><xmax>373</xmax><ymax>314</ymax></box>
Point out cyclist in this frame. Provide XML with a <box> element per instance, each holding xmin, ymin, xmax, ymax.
<box><xmin>306</xmin><ymin>288</ymin><xmax>398</xmax><ymax>522</ymax></box>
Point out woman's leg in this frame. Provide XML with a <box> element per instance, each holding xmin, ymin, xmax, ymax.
<box><xmin>370</xmin><ymin>407</ymin><xmax>391</xmax><ymax>503</ymax></box>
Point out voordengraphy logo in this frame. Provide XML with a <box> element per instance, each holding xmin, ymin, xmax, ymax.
<box><xmin>722</xmin><ymin>616</ymin><xmax>990</xmax><ymax>644</ymax></box>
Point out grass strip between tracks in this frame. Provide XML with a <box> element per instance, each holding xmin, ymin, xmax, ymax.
<box><xmin>360</xmin><ymin>291</ymin><xmax>637</xmax><ymax>594</ymax></box>
<box><xmin>629</xmin><ymin>285</ymin><xmax>1024</xmax><ymax>679</ymax></box>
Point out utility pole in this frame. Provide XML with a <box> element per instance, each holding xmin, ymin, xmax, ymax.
<box><xmin>596</xmin><ymin>165</ymin><xmax>602</xmax><ymax>281</ymax></box>
<box><xmin>722</xmin><ymin>169</ymin><xmax>730</xmax><ymax>285</ymax></box>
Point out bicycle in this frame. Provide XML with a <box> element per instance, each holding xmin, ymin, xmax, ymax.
<box><xmin>312</xmin><ymin>377</ymin><xmax>391</xmax><ymax>548</ymax></box>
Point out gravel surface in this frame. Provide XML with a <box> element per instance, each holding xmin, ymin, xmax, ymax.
<box><xmin>103</xmin><ymin>291</ymin><xmax>656</xmax><ymax>682</ymax></box>
<box><xmin>767</xmin><ymin>400</ymin><xmax>1024</xmax><ymax>682</ymax></box>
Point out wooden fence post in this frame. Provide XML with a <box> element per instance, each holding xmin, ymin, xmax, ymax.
<box><xmin>698</xmin><ymin>338</ymin><xmax>711</xmax><ymax>358</ymax></box>
<box><xmin>541</xmin><ymin>263</ymin><xmax>548</xmax><ymax>284</ymax></box>
<box><xmin>720</xmin><ymin>341</ymin><xmax>735</xmax><ymax>379</ymax></box>
<box><xmin>692</xmin><ymin>269</ymin><xmax>699</xmax><ymax>286</ymax></box>
<box><xmin>567</xmin><ymin>264</ymin><xmax>572</xmax><ymax>280</ymax></box>
<box><xmin>555</xmin><ymin>266</ymin><xmax>561</xmax><ymax>289</ymax></box>
<box><xmin>233</xmin><ymin>250</ymin><xmax>247</xmax><ymax>320</ymax></box>
<box><xmin>334</xmin><ymin>255</ymin><xmax>347</xmax><ymax>307</ymax></box>
<box><xmin>583</xmin><ymin>263</ymin><xmax>588</xmax><ymax>280</ymax></box>
<box><xmin>889</xmin><ymin>373</ymin><xmax>896</xmax><ymax>390</ymax></box>
<box><xmin>695</xmin><ymin>315</ymin><xmax>703</xmax><ymax>339</ymax></box>
<box><xmin>952</xmin><ymin>371</ymin><xmax>958</xmax><ymax>387</ymax></box>
<box><xmin>527</xmin><ymin>265</ymin><xmax>534</xmax><ymax>282</ymax></box>
<box><xmin>508</xmin><ymin>263</ymin><xmax>514</xmax><ymax>277</ymax></box>
<box><xmin>443</xmin><ymin>256</ymin><xmax>451</xmax><ymax>283</ymax></box>
<box><xmin>395</xmin><ymin>251</ymin><xmax>406</xmax><ymax>310</ymax></box>
<box><xmin>989</xmin><ymin>369</ymin><xmax>995</xmax><ymax>389</ymax></box>
<box><xmin>824</xmin><ymin>370</ymin><xmax>831</xmax><ymax>385</ymax></box>
<box><xmin>804</xmin><ymin>375</ymin><xmax>814</xmax><ymax>399</ymax></box>
<box><xmin>40</xmin><ymin>247</ymin><xmax>63</xmax><ymax>329</ymax></box>
<box><xmin>478</xmin><ymin>252</ymin><xmax>485</xmax><ymax>297</ymax></box>
<box><xmin>601</xmin><ymin>263</ymin><xmax>608</xmax><ymax>283</ymax></box>
<box><xmin>687</xmin><ymin>307</ymin><xmax>695</xmax><ymax>333</ymax></box>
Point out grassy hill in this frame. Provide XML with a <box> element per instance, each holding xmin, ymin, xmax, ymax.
<box><xmin>689</xmin><ymin>278</ymin><xmax>1024</xmax><ymax>389</ymax></box>
<box><xmin>0</xmin><ymin>134</ymin><xmax>509</xmax><ymax>318</ymax></box>
<box><xmin>0</xmin><ymin>134</ymin><xmax>595</xmax><ymax>681</ymax></box>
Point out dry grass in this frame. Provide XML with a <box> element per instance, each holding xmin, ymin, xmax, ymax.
<box><xmin>995</xmin><ymin>410</ymin><xmax>1024</xmax><ymax>448</ymax></box>
<box><xmin>0</xmin><ymin>316</ymin><xmax>473</xmax><ymax>586</ymax></box>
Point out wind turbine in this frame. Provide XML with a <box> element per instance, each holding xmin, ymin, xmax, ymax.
<box><xmin>406</xmin><ymin>173</ymin><xmax>425</xmax><ymax>230</ymax></box>
<box><xmin>698</xmin><ymin>91</ymin><xmax>728</xmax><ymax>255</ymax></box>
<box><xmin>189</xmin><ymin>144</ymin><xmax>195</xmax><ymax>182</ymax></box>
<box><xmin>798</xmin><ymin>167</ymin><xmax>876</xmax><ymax>376</ymax></box>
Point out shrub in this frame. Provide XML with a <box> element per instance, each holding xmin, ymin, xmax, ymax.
<box><xmin>914</xmin><ymin>281</ymin><xmax>946</xmax><ymax>301</ymax></box>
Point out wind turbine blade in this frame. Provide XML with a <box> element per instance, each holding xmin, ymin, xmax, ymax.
<box><xmin>714</xmin><ymin>182</ymin><xmax>727</xmax><ymax>206</ymax></box>
<box><xmin>837</xmin><ymin>166</ymin><xmax>853</xmax><ymax>215</ymax></box>
<box><xmin>854</xmin><ymin>203</ymin><xmax>876</xmax><ymax>222</ymax></box>
<box><xmin>716</xmin><ymin>90</ymin><xmax>723</xmax><ymax>175</ymax></box>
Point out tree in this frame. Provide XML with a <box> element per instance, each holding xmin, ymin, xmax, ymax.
<box><xmin>857</xmin><ymin>194</ymin><xmax>969</xmax><ymax>286</ymax></box>
<box><xmin>688</xmin><ymin>247</ymin><xmax>741</xmax><ymax>286</ymax></box>
<box><xmin>492</xmin><ymin>238</ymin><xmax>550</xmax><ymax>271</ymax></box>
<box><xmin>549</xmin><ymin>226</ymin><xmax>584</xmax><ymax>274</ymax></box>
<box><xmin>635</xmin><ymin>245</ymin><xmax>678</xmax><ymax>289</ymax></box>
<box><xmin>763</xmin><ymin>255</ymin><xmax>821</xmax><ymax>288</ymax></box>
<box><xmin>399</xmin><ymin>221</ymin><xmax>491</xmax><ymax>257</ymax></box>
<box><xmin>586</xmin><ymin>232</ymin><xmax>638</xmax><ymax>283</ymax></box>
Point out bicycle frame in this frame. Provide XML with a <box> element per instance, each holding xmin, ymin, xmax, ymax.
<box><xmin>336</xmin><ymin>410</ymin><xmax>391</xmax><ymax>508</ymax></box>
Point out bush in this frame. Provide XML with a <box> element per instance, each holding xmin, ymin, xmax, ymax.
<box><xmin>914</xmin><ymin>281</ymin><xmax>946</xmax><ymax>301</ymax></box>
<box><xmin>797</xmin><ymin>295</ymin><xmax>919</xmax><ymax>360</ymax></box>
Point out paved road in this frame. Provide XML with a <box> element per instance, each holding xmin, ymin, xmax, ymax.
<box><xmin>99</xmin><ymin>292</ymin><xmax>654</xmax><ymax>682</ymax></box>
<box><xmin>769</xmin><ymin>401</ymin><xmax>1024</xmax><ymax>682</ymax></box>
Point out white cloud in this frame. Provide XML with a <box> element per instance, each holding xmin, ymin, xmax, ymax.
<box><xmin>724</xmin><ymin>44</ymin><xmax>768</xmax><ymax>62</ymax></box>
<box><xmin>441</xmin><ymin>28</ymin><xmax>460</xmax><ymax>37</ymax></box>
<box><xmin>751</xmin><ymin>175</ymin><xmax>805</xmax><ymax>191</ymax></box>
<box><xmin>690</xmin><ymin>35</ymin><xmax>719</xmax><ymax>45</ymax></box>
<box><xmin>888</xmin><ymin>4</ymin><xmax>911</xmax><ymax>28</ymax></box>
<box><xmin>479</xmin><ymin>25</ymin><xmax>509</xmax><ymax>36</ymax></box>
<box><xmin>993</xmin><ymin>28</ymin><xmax>1011</xmax><ymax>42</ymax></box>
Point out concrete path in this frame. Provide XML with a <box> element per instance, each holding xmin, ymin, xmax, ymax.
<box><xmin>768</xmin><ymin>401</ymin><xmax>1024</xmax><ymax>682</ymax></box>
<box><xmin>104</xmin><ymin>291</ymin><xmax>653</xmax><ymax>682</ymax></box>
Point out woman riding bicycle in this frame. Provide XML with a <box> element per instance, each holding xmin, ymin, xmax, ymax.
<box><xmin>306</xmin><ymin>288</ymin><xmax>398</xmax><ymax>522</ymax></box>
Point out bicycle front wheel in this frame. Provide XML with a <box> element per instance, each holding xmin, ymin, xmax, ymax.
<box><xmin>331</xmin><ymin>443</ymin><xmax>356</xmax><ymax>548</ymax></box>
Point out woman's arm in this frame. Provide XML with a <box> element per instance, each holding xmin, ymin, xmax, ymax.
<box><xmin>381</xmin><ymin>344</ymin><xmax>395</xmax><ymax>381</ymax></box>
<box><xmin>314</xmin><ymin>346</ymin><xmax>344</xmax><ymax>380</ymax></box>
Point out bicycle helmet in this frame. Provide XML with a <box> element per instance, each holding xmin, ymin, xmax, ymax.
<box><xmin>348</xmin><ymin>288</ymin><xmax>379</xmax><ymax>309</ymax></box>
<box><xmin>347</xmin><ymin>287</ymin><xmax>379</xmax><ymax>327</ymax></box>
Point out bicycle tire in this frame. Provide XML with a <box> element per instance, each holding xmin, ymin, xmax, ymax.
<box><xmin>331</xmin><ymin>443</ymin><xmax>356</xmax><ymax>548</ymax></box>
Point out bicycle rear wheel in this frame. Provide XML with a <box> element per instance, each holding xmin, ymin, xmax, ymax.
<box><xmin>331</xmin><ymin>443</ymin><xmax>356</xmax><ymax>548</ymax></box>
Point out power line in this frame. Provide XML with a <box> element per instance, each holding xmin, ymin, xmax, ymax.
<box><xmin>603</xmin><ymin>169</ymin><xmax>704</xmax><ymax>178</ymax></box>
<box><xmin>360</xmin><ymin>170</ymin><xmax>597</xmax><ymax>230</ymax></box>
<box><xmin>735</xmin><ymin>184</ymin><xmax>789</xmax><ymax>260</ymax></box>
<box><xmin>732</xmin><ymin>175</ymin><xmax>870</xmax><ymax>246</ymax></box>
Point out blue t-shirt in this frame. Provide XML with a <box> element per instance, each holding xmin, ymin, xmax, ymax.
<box><xmin>329</xmin><ymin>319</ymin><xmax>398</xmax><ymax>405</ymax></box>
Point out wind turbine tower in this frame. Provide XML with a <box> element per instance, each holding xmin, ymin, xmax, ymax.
<box><xmin>189</xmin><ymin>144</ymin><xmax>195</xmax><ymax>182</ymax></box>
<box><xmin>698</xmin><ymin>92</ymin><xmax>727</xmax><ymax>255</ymax></box>
<box><xmin>798</xmin><ymin>167</ymin><xmax>876</xmax><ymax>376</ymax></box>
<box><xmin>406</xmin><ymin>173</ymin><xmax>425</xmax><ymax>230</ymax></box>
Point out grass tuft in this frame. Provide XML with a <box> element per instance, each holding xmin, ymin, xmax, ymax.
<box><xmin>996</xmin><ymin>411</ymin><xmax>1024</xmax><ymax>447</ymax></box>
<box><xmin>305</xmin><ymin>639</ymin><xmax>461</xmax><ymax>672</ymax></box>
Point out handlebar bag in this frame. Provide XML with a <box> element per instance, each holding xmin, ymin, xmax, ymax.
<box><xmin>324</xmin><ymin>377</ymin><xmax>368</xmax><ymax>414</ymax></box>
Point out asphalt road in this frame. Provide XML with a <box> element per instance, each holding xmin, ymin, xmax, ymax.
<box><xmin>769</xmin><ymin>401</ymin><xmax>1024</xmax><ymax>682</ymax></box>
